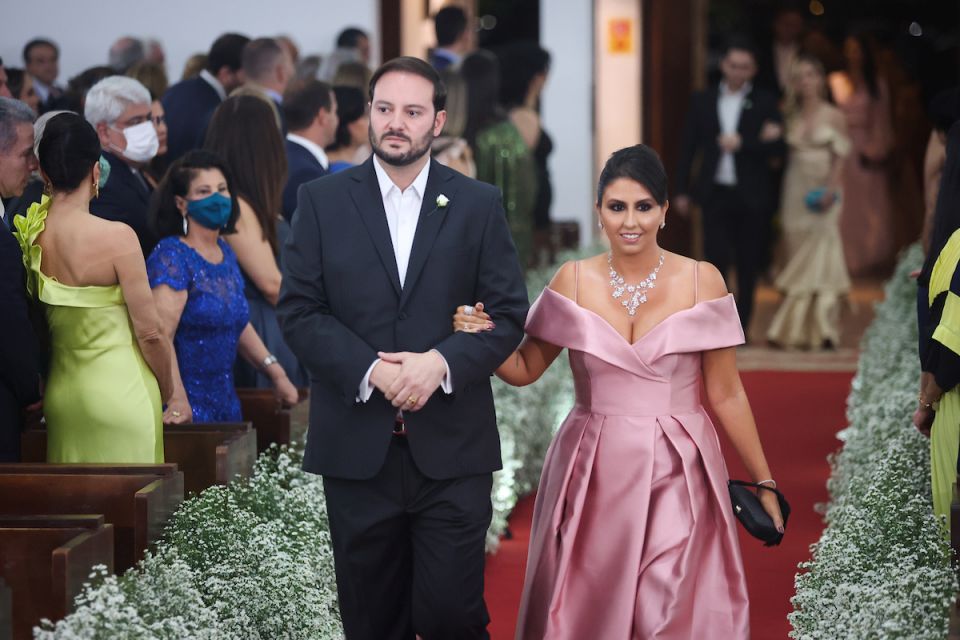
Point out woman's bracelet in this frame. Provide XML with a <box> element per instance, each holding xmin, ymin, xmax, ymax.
<box><xmin>260</xmin><ymin>354</ymin><xmax>279</xmax><ymax>371</ymax></box>
<box><xmin>756</xmin><ymin>479</ymin><xmax>777</xmax><ymax>489</ymax></box>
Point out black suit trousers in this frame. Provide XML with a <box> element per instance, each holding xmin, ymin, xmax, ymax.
<box><xmin>323</xmin><ymin>436</ymin><xmax>493</xmax><ymax>640</ymax></box>
<box><xmin>702</xmin><ymin>185</ymin><xmax>762</xmax><ymax>332</ymax></box>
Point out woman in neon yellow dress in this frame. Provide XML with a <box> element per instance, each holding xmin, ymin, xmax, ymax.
<box><xmin>14</xmin><ymin>112</ymin><xmax>174</xmax><ymax>463</ymax></box>
<box><xmin>916</xmin><ymin>122</ymin><xmax>960</xmax><ymax>533</ymax></box>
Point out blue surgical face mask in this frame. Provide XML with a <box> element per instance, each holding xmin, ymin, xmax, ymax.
<box><xmin>97</xmin><ymin>156</ymin><xmax>111</xmax><ymax>190</ymax></box>
<box><xmin>186</xmin><ymin>192</ymin><xmax>232</xmax><ymax>230</ymax></box>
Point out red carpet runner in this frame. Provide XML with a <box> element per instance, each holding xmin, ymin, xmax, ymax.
<box><xmin>483</xmin><ymin>370</ymin><xmax>853</xmax><ymax>640</ymax></box>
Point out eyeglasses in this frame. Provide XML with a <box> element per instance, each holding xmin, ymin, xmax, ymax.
<box><xmin>152</xmin><ymin>114</ymin><xmax>166</xmax><ymax>127</ymax></box>
<box><xmin>114</xmin><ymin>114</ymin><xmax>151</xmax><ymax>128</ymax></box>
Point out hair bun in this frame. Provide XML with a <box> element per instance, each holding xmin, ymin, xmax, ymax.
<box><xmin>38</xmin><ymin>112</ymin><xmax>101</xmax><ymax>192</ymax></box>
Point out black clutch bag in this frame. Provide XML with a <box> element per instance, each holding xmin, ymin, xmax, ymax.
<box><xmin>728</xmin><ymin>480</ymin><xmax>791</xmax><ymax>547</ymax></box>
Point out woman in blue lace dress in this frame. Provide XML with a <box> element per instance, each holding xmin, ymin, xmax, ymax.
<box><xmin>146</xmin><ymin>150</ymin><xmax>298</xmax><ymax>423</ymax></box>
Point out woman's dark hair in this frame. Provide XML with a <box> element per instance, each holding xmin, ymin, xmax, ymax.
<box><xmin>149</xmin><ymin>149</ymin><xmax>240</xmax><ymax>239</ymax></box>
<box><xmin>596</xmin><ymin>145</ymin><xmax>669</xmax><ymax>206</ymax></box>
<box><xmin>920</xmin><ymin>121</ymin><xmax>960</xmax><ymax>285</ymax></box>
<box><xmin>846</xmin><ymin>32</ymin><xmax>880</xmax><ymax>100</ymax></box>
<box><xmin>203</xmin><ymin>95</ymin><xmax>287</xmax><ymax>254</ymax></box>
<box><xmin>38</xmin><ymin>112</ymin><xmax>101</xmax><ymax>192</ymax></box>
<box><xmin>5</xmin><ymin>68</ymin><xmax>27</xmax><ymax>101</ymax></box>
<box><xmin>369</xmin><ymin>56</ymin><xmax>446</xmax><ymax>114</ymax></box>
<box><xmin>328</xmin><ymin>85</ymin><xmax>366</xmax><ymax>151</ymax></box>
<box><xmin>496</xmin><ymin>43</ymin><xmax>551</xmax><ymax>109</ymax></box>
<box><xmin>461</xmin><ymin>49</ymin><xmax>504</xmax><ymax>147</ymax></box>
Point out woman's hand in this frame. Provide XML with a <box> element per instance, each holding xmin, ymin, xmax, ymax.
<box><xmin>452</xmin><ymin>303</ymin><xmax>494</xmax><ymax>333</ymax></box>
<box><xmin>759</xmin><ymin>488</ymin><xmax>785</xmax><ymax>533</ymax></box>
<box><xmin>272</xmin><ymin>371</ymin><xmax>300</xmax><ymax>407</ymax></box>
<box><xmin>818</xmin><ymin>190</ymin><xmax>837</xmax><ymax>210</ymax></box>
<box><xmin>913</xmin><ymin>405</ymin><xmax>934</xmax><ymax>437</ymax></box>
<box><xmin>163</xmin><ymin>395</ymin><xmax>193</xmax><ymax>424</ymax></box>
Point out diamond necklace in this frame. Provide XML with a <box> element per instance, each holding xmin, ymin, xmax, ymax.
<box><xmin>607</xmin><ymin>252</ymin><xmax>665</xmax><ymax>316</ymax></box>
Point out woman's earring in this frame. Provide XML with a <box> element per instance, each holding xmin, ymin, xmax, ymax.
<box><xmin>660</xmin><ymin>221</ymin><xmax>666</xmax><ymax>229</ymax></box>
<box><xmin>182</xmin><ymin>216</ymin><xmax>188</xmax><ymax>235</ymax></box>
<box><xmin>93</xmin><ymin>178</ymin><xmax>99</xmax><ymax>199</ymax></box>
<box><xmin>598</xmin><ymin>220</ymin><xmax>604</xmax><ymax>230</ymax></box>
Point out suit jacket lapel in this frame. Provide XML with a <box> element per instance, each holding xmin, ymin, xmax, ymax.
<box><xmin>399</xmin><ymin>160</ymin><xmax>455</xmax><ymax>308</ymax></box>
<box><xmin>348</xmin><ymin>160</ymin><xmax>402</xmax><ymax>297</ymax></box>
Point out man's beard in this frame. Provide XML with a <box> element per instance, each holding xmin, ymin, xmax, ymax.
<box><xmin>369</xmin><ymin>125</ymin><xmax>433</xmax><ymax>167</ymax></box>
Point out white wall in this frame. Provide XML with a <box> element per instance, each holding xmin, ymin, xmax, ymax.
<box><xmin>0</xmin><ymin>0</ymin><xmax>379</xmax><ymax>87</ymax></box>
<box><xmin>595</xmin><ymin>0</ymin><xmax>641</xmax><ymax>179</ymax></box>
<box><xmin>541</xmin><ymin>0</ymin><xmax>594</xmax><ymax>247</ymax></box>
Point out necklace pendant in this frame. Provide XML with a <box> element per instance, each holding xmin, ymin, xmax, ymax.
<box><xmin>607</xmin><ymin>251</ymin><xmax>664</xmax><ymax>317</ymax></box>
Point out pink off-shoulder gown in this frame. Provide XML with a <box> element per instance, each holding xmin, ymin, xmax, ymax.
<box><xmin>515</xmin><ymin>287</ymin><xmax>750</xmax><ymax>639</ymax></box>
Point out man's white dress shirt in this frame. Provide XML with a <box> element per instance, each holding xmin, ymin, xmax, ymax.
<box><xmin>199</xmin><ymin>69</ymin><xmax>227</xmax><ymax>101</ymax></box>
<box><xmin>356</xmin><ymin>156</ymin><xmax>453</xmax><ymax>402</ymax></box>
<box><xmin>286</xmin><ymin>133</ymin><xmax>330</xmax><ymax>170</ymax></box>
<box><xmin>715</xmin><ymin>81</ymin><xmax>751</xmax><ymax>186</ymax></box>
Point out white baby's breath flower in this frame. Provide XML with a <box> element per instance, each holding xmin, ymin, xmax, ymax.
<box><xmin>436</xmin><ymin>194</ymin><xmax>449</xmax><ymax>208</ymax></box>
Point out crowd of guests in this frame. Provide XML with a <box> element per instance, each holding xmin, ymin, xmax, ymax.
<box><xmin>0</xmin><ymin>11</ymin><xmax>557</xmax><ymax>464</ymax></box>
<box><xmin>676</xmin><ymin>8</ymin><xmax>954</xmax><ymax>351</ymax></box>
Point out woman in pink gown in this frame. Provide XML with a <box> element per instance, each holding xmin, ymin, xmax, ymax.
<box><xmin>455</xmin><ymin>145</ymin><xmax>783</xmax><ymax>639</ymax></box>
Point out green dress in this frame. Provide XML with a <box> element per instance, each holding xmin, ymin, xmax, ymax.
<box><xmin>474</xmin><ymin>120</ymin><xmax>537</xmax><ymax>268</ymax></box>
<box><xmin>14</xmin><ymin>198</ymin><xmax>163</xmax><ymax>463</ymax></box>
<box><xmin>925</xmin><ymin>227</ymin><xmax>960</xmax><ymax>531</ymax></box>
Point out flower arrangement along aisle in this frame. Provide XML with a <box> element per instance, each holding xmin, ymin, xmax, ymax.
<box><xmin>789</xmin><ymin>244</ymin><xmax>957</xmax><ymax>640</ymax></box>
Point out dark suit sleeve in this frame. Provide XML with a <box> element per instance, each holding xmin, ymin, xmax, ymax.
<box><xmin>277</xmin><ymin>183</ymin><xmax>379</xmax><ymax>403</ymax></box>
<box><xmin>674</xmin><ymin>94</ymin><xmax>701</xmax><ymax>196</ymax></box>
<box><xmin>0</xmin><ymin>233</ymin><xmax>40</xmax><ymax>408</ymax></box>
<box><xmin>432</xmin><ymin>191</ymin><xmax>528</xmax><ymax>392</ymax></box>
<box><xmin>739</xmin><ymin>94</ymin><xmax>786</xmax><ymax>160</ymax></box>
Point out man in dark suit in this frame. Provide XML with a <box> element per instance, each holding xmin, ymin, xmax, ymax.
<box><xmin>162</xmin><ymin>33</ymin><xmax>249</xmax><ymax>164</ymax></box>
<box><xmin>86</xmin><ymin>76</ymin><xmax>160</xmax><ymax>256</ymax></box>
<box><xmin>429</xmin><ymin>6</ymin><xmax>471</xmax><ymax>72</ymax></box>
<box><xmin>0</xmin><ymin>97</ymin><xmax>41</xmax><ymax>461</ymax></box>
<box><xmin>281</xmin><ymin>80</ymin><xmax>337</xmax><ymax>221</ymax></box>
<box><xmin>674</xmin><ymin>37</ymin><xmax>786</xmax><ymax>334</ymax></box>
<box><xmin>242</xmin><ymin>37</ymin><xmax>294</xmax><ymax>131</ymax></box>
<box><xmin>278</xmin><ymin>57</ymin><xmax>528</xmax><ymax>639</ymax></box>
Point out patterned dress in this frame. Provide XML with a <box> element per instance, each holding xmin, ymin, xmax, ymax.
<box><xmin>147</xmin><ymin>236</ymin><xmax>249</xmax><ymax>422</ymax></box>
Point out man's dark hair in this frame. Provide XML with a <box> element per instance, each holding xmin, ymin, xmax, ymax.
<box><xmin>369</xmin><ymin>56</ymin><xmax>446</xmax><ymax>113</ymax></box>
<box><xmin>337</xmin><ymin>28</ymin><xmax>368</xmax><ymax>49</ymax></box>
<box><xmin>721</xmin><ymin>35</ymin><xmax>759</xmax><ymax>62</ymax></box>
<box><xmin>23</xmin><ymin>39</ymin><xmax>59</xmax><ymax>65</ymax></box>
<box><xmin>150</xmin><ymin>149</ymin><xmax>240</xmax><ymax>238</ymax></box>
<box><xmin>283</xmin><ymin>80</ymin><xmax>334</xmax><ymax>131</ymax></box>
<box><xmin>435</xmin><ymin>7</ymin><xmax>468</xmax><ymax>47</ymax></box>
<box><xmin>596</xmin><ymin>144</ymin><xmax>669</xmax><ymax>206</ymax></box>
<box><xmin>206</xmin><ymin>33</ymin><xmax>251</xmax><ymax>75</ymax></box>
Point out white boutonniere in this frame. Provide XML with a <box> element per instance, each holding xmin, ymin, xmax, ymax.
<box><xmin>436</xmin><ymin>194</ymin><xmax>450</xmax><ymax>208</ymax></box>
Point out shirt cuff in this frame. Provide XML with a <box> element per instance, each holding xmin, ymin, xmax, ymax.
<box><xmin>431</xmin><ymin>349</ymin><xmax>454</xmax><ymax>394</ymax></box>
<box><xmin>356</xmin><ymin>359</ymin><xmax>379</xmax><ymax>403</ymax></box>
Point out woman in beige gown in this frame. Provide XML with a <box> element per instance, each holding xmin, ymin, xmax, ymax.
<box><xmin>768</xmin><ymin>55</ymin><xmax>851</xmax><ymax>349</ymax></box>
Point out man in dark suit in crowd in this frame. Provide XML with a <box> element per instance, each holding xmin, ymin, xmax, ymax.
<box><xmin>281</xmin><ymin>80</ymin><xmax>337</xmax><ymax>221</ymax></box>
<box><xmin>674</xmin><ymin>37</ymin><xmax>785</xmax><ymax>334</ymax></box>
<box><xmin>23</xmin><ymin>39</ymin><xmax>62</xmax><ymax>113</ymax></box>
<box><xmin>243</xmin><ymin>37</ymin><xmax>294</xmax><ymax>128</ymax></box>
<box><xmin>755</xmin><ymin>7</ymin><xmax>806</xmax><ymax>99</ymax></box>
<box><xmin>278</xmin><ymin>57</ymin><xmax>528</xmax><ymax>639</ymax></box>
<box><xmin>162</xmin><ymin>33</ymin><xmax>249</xmax><ymax>164</ymax></box>
<box><xmin>429</xmin><ymin>6</ymin><xmax>471</xmax><ymax>72</ymax></box>
<box><xmin>86</xmin><ymin>76</ymin><xmax>160</xmax><ymax>256</ymax></box>
<box><xmin>0</xmin><ymin>97</ymin><xmax>41</xmax><ymax>462</ymax></box>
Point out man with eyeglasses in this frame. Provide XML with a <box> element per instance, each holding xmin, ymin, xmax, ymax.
<box><xmin>85</xmin><ymin>76</ymin><xmax>160</xmax><ymax>256</ymax></box>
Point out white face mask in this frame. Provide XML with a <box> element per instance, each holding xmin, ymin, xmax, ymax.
<box><xmin>113</xmin><ymin>120</ymin><xmax>159</xmax><ymax>163</ymax></box>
